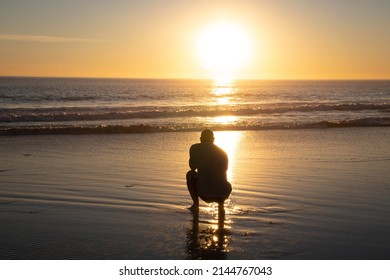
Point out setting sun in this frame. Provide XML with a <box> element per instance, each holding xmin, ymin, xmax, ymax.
<box><xmin>197</xmin><ymin>22</ymin><xmax>252</xmax><ymax>79</ymax></box>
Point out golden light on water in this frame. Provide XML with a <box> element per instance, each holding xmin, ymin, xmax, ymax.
<box><xmin>191</xmin><ymin>43</ymin><xmax>245</xmax><ymax>258</ymax></box>
<box><xmin>212</xmin><ymin>78</ymin><xmax>236</xmax><ymax>105</ymax></box>
<box><xmin>211</xmin><ymin>78</ymin><xmax>241</xmax><ymax>181</ymax></box>
<box><xmin>214</xmin><ymin>131</ymin><xmax>242</xmax><ymax>181</ymax></box>
<box><xmin>215</xmin><ymin>97</ymin><xmax>230</xmax><ymax>105</ymax></box>
<box><xmin>212</xmin><ymin>116</ymin><xmax>238</xmax><ymax>124</ymax></box>
<box><xmin>213</xmin><ymin>87</ymin><xmax>233</xmax><ymax>96</ymax></box>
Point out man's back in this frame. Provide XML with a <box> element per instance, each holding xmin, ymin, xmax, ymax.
<box><xmin>189</xmin><ymin>142</ymin><xmax>231</xmax><ymax>201</ymax></box>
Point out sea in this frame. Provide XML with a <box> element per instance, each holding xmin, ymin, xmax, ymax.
<box><xmin>1</xmin><ymin>77</ymin><xmax>389</xmax><ymax>135</ymax></box>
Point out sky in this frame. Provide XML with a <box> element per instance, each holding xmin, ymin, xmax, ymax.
<box><xmin>0</xmin><ymin>0</ymin><xmax>389</xmax><ymax>79</ymax></box>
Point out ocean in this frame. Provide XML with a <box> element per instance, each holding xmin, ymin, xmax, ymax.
<box><xmin>1</xmin><ymin>78</ymin><xmax>389</xmax><ymax>135</ymax></box>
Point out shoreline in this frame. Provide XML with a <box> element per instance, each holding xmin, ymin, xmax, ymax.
<box><xmin>2</xmin><ymin>121</ymin><xmax>390</xmax><ymax>136</ymax></box>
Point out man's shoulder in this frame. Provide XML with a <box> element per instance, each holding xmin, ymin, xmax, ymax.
<box><xmin>190</xmin><ymin>142</ymin><xmax>214</xmax><ymax>150</ymax></box>
<box><xmin>190</xmin><ymin>143</ymin><xmax>202</xmax><ymax>148</ymax></box>
<box><xmin>189</xmin><ymin>143</ymin><xmax>202</xmax><ymax>155</ymax></box>
<box><xmin>191</xmin><ymin>143</ymin><xmax>226</xmax><ymax>155</ymax></box>
<box><xmin>190</xmin><ymin>143</ymin><xmax>202</xmax><ymax>150</ymax></box>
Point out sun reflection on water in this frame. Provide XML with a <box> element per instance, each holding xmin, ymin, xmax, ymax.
<box><xmin>212</xmin><ymin>116</ymin><xmax>238</xmax><ymax>124</ymax></box>
<box><xmin>215</xmin><ymin>97</ymin><xmax>231</xmax><ymax>105</ymax></box>
<box><xmin>212</xmin><ymin>79</ymin><xmax>236</xmax><ymax>105</ymax></box>
<box><xmin>213</xmin><ymin>86</ymin><xmax>234</xmax><ymax>96</ymax></box>
<box><xmin>185</xmin><ymin>76</ymin><xmax>245</xmax><ymax>259</ymax></box>
<box><xmin>214</xmin><ymin>131</ymin><xmax>242</xmax><ymax>182</ymax></box>
<box><xmin>186</xmin><ymin>207</ymin><xmax>232</xmax><ymax>259</ymax></box>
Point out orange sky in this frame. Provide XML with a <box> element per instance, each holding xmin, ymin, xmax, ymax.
<box><xmin>0</xmin><ymin>0</ymin><xmax>389</xmax><ymax>79</ymax></box>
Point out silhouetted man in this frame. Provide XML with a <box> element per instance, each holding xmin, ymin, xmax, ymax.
<box><xmin>186</xmin><ymin>129</ymin><xmax>232</xmax><ymax>214</ymax></box>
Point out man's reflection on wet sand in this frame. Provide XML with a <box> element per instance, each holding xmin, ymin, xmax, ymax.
<box><xmin>186</xmin><ymin>208</ymin><xmax>229</xmax><ymax>260</ymax></box>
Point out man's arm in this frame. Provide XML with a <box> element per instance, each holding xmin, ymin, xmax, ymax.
<box><xmin>223</xmin><ymin>151</ymin><xmax>228</xmax><ymax>171</ymax></box>
<box><xmin>189</xmin><ymin>145</ymin><xmax>197</xmax><ymax>171</ymax></box>
<box><xmin>216</xmin><ymin>146</ymin><xmax>228</xmax><ymax>172</ymax></box>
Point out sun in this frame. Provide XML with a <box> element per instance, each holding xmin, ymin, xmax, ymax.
<box><xmin>197</xmin><ymin>22</ymin><xmax>252</xmax><ymax>79</ymax></box>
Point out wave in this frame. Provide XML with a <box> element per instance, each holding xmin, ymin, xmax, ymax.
<box><xmin>1</xmin><ymin>102</ymin><xmax>389</xmax><ymax>123</ymax></box>
<box><xmin>1</xmin><ymin>117</ymin><xmax>389</xmax><ymax>135</ymax></box>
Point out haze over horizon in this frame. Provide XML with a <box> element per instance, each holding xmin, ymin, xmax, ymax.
<box><xmin>1</xmin><ymin>0</ymin><xmax>389</xmax><ymax>80</ymax></box>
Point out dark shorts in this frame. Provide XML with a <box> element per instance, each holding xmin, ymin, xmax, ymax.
<box><xmin>186</xmin><ymin>170</ymin><xmax>229</xmax><ymax>203</ymax></box>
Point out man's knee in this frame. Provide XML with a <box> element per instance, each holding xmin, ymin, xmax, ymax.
<box><xmin>186</xmin><ymin>170</ymin><xmax>194</xmax><ymax>180</ymax></box>
<box><xmin>186</xmin><ymin>170</ymin><xmax>198</xmax><ymax>186</ymax></box>
<box><xmin>186</xmin><ymin>170</ymin><xmax>197</xmax><ymax>180</ymax></box>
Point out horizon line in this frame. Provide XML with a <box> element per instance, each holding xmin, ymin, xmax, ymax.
<box><xmin>1</xmin><ymin>75</ymin><xmax>389</xmax><ymax>81</ymax></box>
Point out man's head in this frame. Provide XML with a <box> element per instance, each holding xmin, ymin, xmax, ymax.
<box><xmin>200</xmin><ymin>129</ymin><xmax>214</xmax><ymax>143</ymax></box>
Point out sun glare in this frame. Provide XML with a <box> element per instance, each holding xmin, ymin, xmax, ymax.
<box><xmin>214</xmin><ymin>131</ymin><xmax>242</xmax><ymax>181</ymax></box>
<box><xmin>197</xmin><ymin>22</ymin><xmax>252</xmax><ymax>79</ymax></box>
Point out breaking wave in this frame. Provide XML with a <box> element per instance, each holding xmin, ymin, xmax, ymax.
<box><xmin>1</xmin><ymin>102</ymin><xmax>389</xmax><ymax>123</ymax></box>
<box><xmin>1</xmin><ymin>117</ymin><xmax>389</xmax><ymax>135</ymax></box>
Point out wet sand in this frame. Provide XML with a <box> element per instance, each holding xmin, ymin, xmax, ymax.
<box><xmin>0</xmin><ymin>128</ymin><xmax>389</xmax><ymax>259</ymax></box>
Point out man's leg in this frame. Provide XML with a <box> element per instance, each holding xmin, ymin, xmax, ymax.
<box><xmin>217</xmin><ymin>199</ymin><xmax>225</xmax><ymax>229</ymax></box>
<box><xmin>218</xmin><ymin>199</ymin><xmax>225</xmax><ymax>216</ymax></box>
<box><xmin>186</xmin><ymin>170</ymin><xmax>199</xmax><ymax>211</ymax></box>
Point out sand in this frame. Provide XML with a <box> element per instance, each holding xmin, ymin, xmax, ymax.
<box><xmin>0</xmin><ymin>128</ymin><xmax>389</xmax><ymax>259</ymax></box>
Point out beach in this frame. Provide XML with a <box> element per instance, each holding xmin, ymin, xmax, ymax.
<box><xmin>1</xmin><ymin>128</ymin><xmax>389</xmax><ymax>259</ymax></box>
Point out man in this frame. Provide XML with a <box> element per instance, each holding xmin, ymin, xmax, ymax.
<box><xmin>186</xmin><ymin>129</ymin><xmax>232</xmax><ymax>214</ymax></box>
